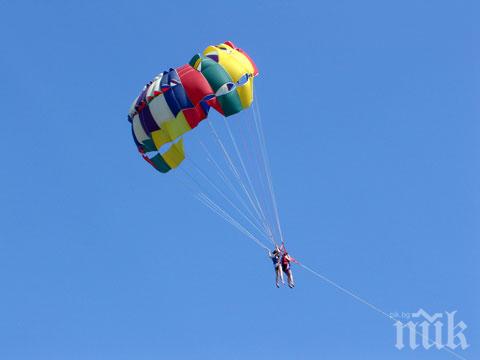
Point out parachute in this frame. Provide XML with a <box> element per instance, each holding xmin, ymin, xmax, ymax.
<box><xmin>128</xmin><ymin>41</ymin><xmax>259</xmax><ymax>173</ymax></box>
<box><xmin>127</xmin><ymin>40</ymin><xmax>286</xmax><ymax>252</ymax></box>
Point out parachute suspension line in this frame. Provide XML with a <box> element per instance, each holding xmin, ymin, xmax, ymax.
<box><xmin>180</xmin><ymin>162</ymin><xmax>273</xmax><ymax>245</ymax></box>
<box><xmin>185</xmin><ymin>158</ymin><xmax>273</xmax><ymax>244</ymax></box>
<box><xmin>196</xmin><ymin>192</ymin><xmax>270</xmax><ymax>251</ymax></box>
<box><xmin>198</xmin><ymin>140</ymin><xmax>264</xmax><ymax>232</ymax></box>
<box><xmin>251</xmin><ymin>98</ymin><xmax>283</xmax><ymax>244</ymax></box>
<box><xmin>240</xmin><ymin>106</ymin><xmax>279</xmax><ymax>244</ymax></box>
<box><xmin>206</xmin><ymin>119</ymin><xmax>265</xmax><ymax>223</ymax></box>
<box><xmin>173</xmin><ymin>169</ymin><xmax>270</xmax><ymax>250</ymax></box>
<box><xmin>252</xmin><ymin>94</ymin><xmax>285</xmax><ymax>245</ymax></box>
<box><xmin>206</xmin><ymin>119</ymin><xmax>272</xmax><ymax>238</ymax></box>
<box><xmin>222</xmin><ymin>118</ymin><xmax>276</xmax><ymax>244</ymax></box>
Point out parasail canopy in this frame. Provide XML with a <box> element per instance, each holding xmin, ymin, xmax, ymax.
<box><xmin>128</xmin><ymin>41</ymin><xmax>259</xmax><ymax>173</ymax></box>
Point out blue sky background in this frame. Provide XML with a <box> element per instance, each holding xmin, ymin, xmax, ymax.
<box><xmin>0</xmin><ymin>1</ymin><xmax>478</xmax><ymax>359</ymax></box>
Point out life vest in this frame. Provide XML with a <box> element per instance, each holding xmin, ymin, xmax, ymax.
<box><xmin>282</xmin><ymin>254</ymin><xmax>290</xmax><ymax>266</ymax></box>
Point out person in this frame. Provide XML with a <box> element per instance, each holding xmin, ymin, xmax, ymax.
<box><xmin>281</xmin><ymin>250</ymin><xmax>296</xmax><ymax>288</ymax></box>
<box><xmin>268</xmin><ymin>246</ymin><xmax>284</xmax><ymax>288</ymax></box>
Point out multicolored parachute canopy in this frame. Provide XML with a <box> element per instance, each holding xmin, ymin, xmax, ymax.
<box><xmin>128</xmin><ymin>41</ymin><xmax>258</xmax><ymax>173</ymax></box>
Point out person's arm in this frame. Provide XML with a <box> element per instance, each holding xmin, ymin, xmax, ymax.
<box><xmin>288</xmin><ymin>255</ymin><xmax>299</xmax><ymax>264</ymax></box>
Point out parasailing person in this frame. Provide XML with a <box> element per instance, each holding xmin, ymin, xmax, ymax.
<box><xmin>268</xmin><ymin>245</ymin><xmax>284</xmax><ymax>287</ymax></box>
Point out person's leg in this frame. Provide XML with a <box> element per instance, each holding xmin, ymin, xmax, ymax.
<box><xmin>279</xmin><ymin>265</ymin><xmax>285</xmax><ymax>284</ymax></box>
<box><xmin>287</xmin><ymin>270</ymin><xmax>295</xmax><ymax>288</ymax></box>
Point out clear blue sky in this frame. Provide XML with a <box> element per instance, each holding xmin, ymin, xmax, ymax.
<box><xmin>0</xmin><ymin>1</ymin><xmax>478</xmax><ymax>359</ymax></box>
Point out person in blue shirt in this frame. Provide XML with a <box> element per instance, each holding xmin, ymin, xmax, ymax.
<box><xmin>268</xmin><ymin>246</ymin><xmax>284</xmax><ymax>288</ymax></box>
